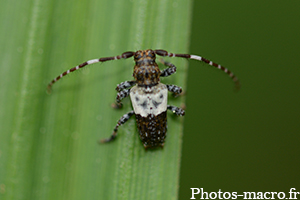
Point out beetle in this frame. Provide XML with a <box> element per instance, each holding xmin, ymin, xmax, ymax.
<box><xmin>48</xmin><ymin>49</ymin><xmax>239</xmax><ymax>149</ymax></box>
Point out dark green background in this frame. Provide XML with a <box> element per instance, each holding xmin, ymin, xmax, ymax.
<box><xmin>180</xmin><ymin>0</ymin><xmax>300</xmax><ymax>199</ymax></box>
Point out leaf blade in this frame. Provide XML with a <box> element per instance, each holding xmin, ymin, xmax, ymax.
<box><xmin>0</xmin><ymin>0</ymin><xmax>192</xmax><ymax>199</ymax></box>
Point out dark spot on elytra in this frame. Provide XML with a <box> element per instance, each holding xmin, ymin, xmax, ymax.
<box><xmin>139</xmin><ymin>101</ymin><xmax>147</xmax><ymax>109</ymax></box>
<box><xmin>152</xmin><ymin>100</ymin><xmax>161</xmax><ymax>108</ymax></box>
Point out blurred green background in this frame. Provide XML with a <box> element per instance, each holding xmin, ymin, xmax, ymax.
<box><xmin>180</xmin><ymin>0</ymin><xmax>300</xmax><ymax>199</ymax></box>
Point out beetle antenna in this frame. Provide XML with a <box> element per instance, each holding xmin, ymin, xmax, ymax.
<box><xmin>154</xmin><ymin>49</ymin><xmax>240</xmax><ymax>90</ymax></box>
<box><xmin>47</xmin><ymin>51</ymin><xmax>135</xmax><ymax>93</ymax></box>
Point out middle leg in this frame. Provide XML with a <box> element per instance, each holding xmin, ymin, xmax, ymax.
<box><xmin>167</xmin><ymin>105</ymin><xmax>185</xmax><ymax>116</ymax></box>
<box><xmin>166</xmin><ymin>84</ymin><xmax>183</xmax><ymax>97</ymax></box>
<box><xmin>112</xmin><ymin>88</ymin><xmax>130</xmax><ymax>109</ymax></box>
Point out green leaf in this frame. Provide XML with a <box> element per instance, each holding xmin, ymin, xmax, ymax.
<box><xmin>0</xmin><ymin>0</ymin><xmax>192</xmax><ymax>199</ymax></box>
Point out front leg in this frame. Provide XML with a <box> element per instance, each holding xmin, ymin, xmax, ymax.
<box><xmin>166</xmin><ymin>84</ymin><xmax>182</xmax><ymax>97</ymax></box>
<box><xmin>112</xmin><ymin>89</ymin><xmax>130</xmax><ymax>109</ymax></box>
<box><xmin>116</xmin><ymin>80</ymin><xmax>136</xmax><ymax>92</ymax></box>
<box><xmin>99</xmin><ymin>110</ymin><xmax>135</xmax><ymax>143</ymax></box>
<box><xmin>159</xmin><ymin>59</ymin><xmax>177</xmax><ymax>77</ymax></box>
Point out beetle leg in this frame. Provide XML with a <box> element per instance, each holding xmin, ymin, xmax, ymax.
<box><xmin>116</xmin><ymin>80</ymin><xmax>136</xmax><ymax>92</ymax></box>
<box><xmin>159</xmin><ymin>59</ymin><xmax>177</xmax><ymax>77</ymax></box>
<box><xmin>99</xmin><ymin>110</ymin><xmax>135</xmax><ymax>143</ymax></box>
<box><xmin>166</xmin><ymin>84</ymin><xmax>183</xmax><ymax>97</ymax></box>
<box><xmin>167</xmin><ymin>105</ymin><xmax>185</xmax><ymax>116</ymax></box>
<box><xmin>112</xmin><ymin>89</ymin><xmax>131</xmax><ymax>109</ymax></box>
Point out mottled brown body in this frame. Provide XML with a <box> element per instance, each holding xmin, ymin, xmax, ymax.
<box><xmin>133</xmin><ymin>49</ymin><xmax>161</xmax><ymax>87</ymax></box>
<box><xmin>135</xmin><ymin>112</ymin><xmax>167</xmax><ymax>148</ymax></box>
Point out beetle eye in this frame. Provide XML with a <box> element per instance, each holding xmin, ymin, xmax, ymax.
<box><xmin>147</xmin><ymin>50</ymin><xmax>155</xmax><ymax>59</ymax></box>
<box><xmin>134</xmin><ymin>51</ymin><xmax>143</xmax><ymax>60</ymax></box>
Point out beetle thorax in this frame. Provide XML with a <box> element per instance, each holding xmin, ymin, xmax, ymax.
<box><xmin>133</xmin><ymin>49</ymin><xmax>160</xmax><ymax>87</ymax></box>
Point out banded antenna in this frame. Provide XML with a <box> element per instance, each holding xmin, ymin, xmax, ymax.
<box><xmin>154</xmin><ymin>49</ymin><xmax>240</xmax><ymax>90</ymax></box>
<box><xmin>47</xmin><ymin>51</ymin><xmax>135</xmax><ymax>93</ymax></box>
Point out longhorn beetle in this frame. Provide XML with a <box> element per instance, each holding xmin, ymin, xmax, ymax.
<box><xmin>48</xmin><ymin>49</ymin><xmax>240</xmax><ymax>149</ymax></box>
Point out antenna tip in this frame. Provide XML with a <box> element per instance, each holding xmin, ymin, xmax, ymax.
<box><xmin>234</xmin><ymin>80</ymin><xmax>241</xmax><ymax>92</ymax></box>
<box><xmin>47</xmin><ymin>84</ymin><xmax>52</xmax><ymax>94</ymax></box>
<box><xmin>98</xmin><ymin>139</ymin><xmax>106</xmax><ymax>144</ymax></box>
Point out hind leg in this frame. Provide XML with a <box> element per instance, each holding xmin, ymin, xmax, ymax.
<box><xmin>99</xmin><ymin>110</ymin><xmax>135</xmax><ymax>143</ymax></box>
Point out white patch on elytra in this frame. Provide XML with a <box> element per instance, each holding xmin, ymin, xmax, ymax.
<box><xmin>130</xmin><ymin>83</ymin><xmax>168</xmax><ymax>117</ymax></box>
